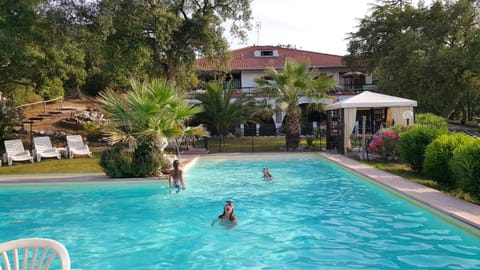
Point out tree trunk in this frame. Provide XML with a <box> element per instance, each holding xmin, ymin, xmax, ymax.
<box><xmin>285</xmin><ymin>107</ymin><xmax>301</xmax><ymax>151</ymax></box>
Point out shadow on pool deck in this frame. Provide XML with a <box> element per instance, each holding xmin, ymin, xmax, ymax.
<box><xmin>0</xmin><ymin>152</ymin><xmax>479</xmax><ymax>231</ymax></box>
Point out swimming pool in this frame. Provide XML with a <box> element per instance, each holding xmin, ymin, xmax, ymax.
<box><xmin>1</xmin><ymin>154</ymin><xmax>479</xmax><ymax>269</ymax></box>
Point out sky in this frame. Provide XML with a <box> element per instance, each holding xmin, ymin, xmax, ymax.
<box><xmin>227</xmin><ymin>0</ymin><xmax>431</xmax><ymax>56</ymax></box>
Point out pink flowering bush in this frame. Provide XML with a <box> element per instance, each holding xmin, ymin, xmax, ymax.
<box><xmin>368</xmin><ymin>129</ymin><xmax>400</xmax><ymax>160</ymax></box>
<box><xmin>0</xmin><ymin>97</ymin><xmax>23</xmax><ymax>141</ymax></box>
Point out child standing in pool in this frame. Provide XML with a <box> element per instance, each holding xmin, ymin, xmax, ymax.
<box><xmin>263</xmin><ymin>168</ymin><xmax>273</xmax><ymax>180</ymax></box>
<box><xmin>169</xmin><ymin>160</ymin><xmax>187</xmax><ymax>192</ymax></box>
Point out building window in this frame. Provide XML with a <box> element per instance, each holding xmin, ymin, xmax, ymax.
<box><xmin>261</xmin><ymin>50</ymin><xmax>273</xmax><ymax>56</ymax></box>
<box><xmin>254</xmin><ymin>50</ymin><xmax>279</xmax><ymax>57</ymax></box>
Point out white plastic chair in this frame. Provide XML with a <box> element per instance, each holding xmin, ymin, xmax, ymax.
<box><xmin>3</xmin><ymin>139</ymin><xmax>34</xmax><ymax>166</ymax></box>
<box><xmin>66</xmin><ymin>135</ymin><xmax>92</xmax><ymax>158</ymax></box>
<box><xmin>0</xmin><ymin>238</ymin><xmax>71</xmax><ymax>270</ymax></box>
<box><xmin>33</xmin><ymin>137</ymin><xmax>61</xmax><ymax>162</ymax></box>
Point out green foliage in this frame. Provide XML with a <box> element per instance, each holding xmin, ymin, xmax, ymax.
<box><xmin>450</xmin><ymin>140</ymin><xmax>480</xmax><ymax>199</ymax></box>
<box><xmin>39</xmin><ymin>78</ymin><xmax>64</xmax><ymax>100</ymax></box>
<box><xmin>397</xmin><ymin>125</ymin><xmax>445</xmax><ymax>172</ymax></box>
<box><xmin>99</xmin><ymin>142</ymin><xmax>162</xmax><ymax>177</ymax></box>
<box><xmin>345</xmin><ymin>0</ymin><xmax>480</xmax><ymax>117</ymax></box>
<box><xmin>83</xmin><ymin>122</ymin><xmax>102</xmax><ymax>139</ymax></box>
<box><xmin>100</xmin><ymin>146</ymin><xmax>136</xmax><ymax>178</ymax></box>
<box><xmin>131</xmin><ymin>141</ymin><xmax>162</xmax><ymax>177</ymax></box>
<box><xmin>0</xmin><ymin>97</ymin><xmax>23</xmax><ymax>143</ymax></box>
<box><xmin>195</xmin><ymin>82</ymin><xmax>256</xmax><ymax>135</ymax></box>
<box><xmin>306</xmin><ymin>135</ymin><xmax>315</xmax><ymax>146</ymax></box>
<box><xmin>2</xmin><ymin>85</ymin><xmax>42</xmax><ymax>105</ymax></box>
<box><xmin>255</xmin><ymin>61</ymin><xmax>335</xmax><ymax>150</ymax></box>
<box><xmin>1</xmin><ymin>0</ymin><xmax>251</xmax><ymax>97</ymax></box>
<box><xmin>98</xmin><ymin>79</ymin><xmax>208</xmax><ymax>177</ymax></box>
<box><xmin>423</xmin><ymin>133</ymin><xmax>475</xmax><ymax>187</ymax></box>
<box><xmin>415</xmin><ymin>113</ymin><xmax>448</xmax><ymax>132</ymax></box>
<box><xmin>83</xmin><ymin>122</ymin><xmax>101</xmax><ymax>135</ymax></box>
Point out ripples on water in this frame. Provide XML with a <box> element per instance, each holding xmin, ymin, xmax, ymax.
<box><xmin>0</xmin><ymin>155</ymin><xmax>479</xmax><ymax>269</ymax></box>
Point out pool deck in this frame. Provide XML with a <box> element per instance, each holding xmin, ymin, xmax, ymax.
<box><xmin>0</xmin><ymin>152</ymin><xmax>479</xmax><ymax>230</ymax></box>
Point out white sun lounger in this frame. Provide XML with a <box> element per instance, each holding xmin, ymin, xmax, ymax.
<box><xmin>33</xmin><ymin>136</ymin><xmax>61</xmax><ymax>162</ymax></box>
<box><xmin>3</xmin><ymin>139</ymin><xmax>34</xmax><ymax>166</ymax></box>
<box><xmin>66</xmin><ymin>135</ymin><xmax>92</xmax><ymax>158</ymax></box>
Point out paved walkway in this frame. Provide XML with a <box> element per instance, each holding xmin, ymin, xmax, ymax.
<box><xmin>320</xmin><ymin>152</ymin><xmax>480</xmax><ymax>230</ymax></box>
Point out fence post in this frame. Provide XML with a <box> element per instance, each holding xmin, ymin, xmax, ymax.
<box><xmin>43</xmin><ymin>101</ymin><xmax>46</xmax><ymax>113</ymax></box>
<box><xmin>256</xmin><ymin>123</ymin><xmax>260</xmax><ymax>136</ymax></box>
<box><xmin>251</xmin><ymin>135</ymin><xmax>254</xmax><ymax>152</ymax></box>
<box><xmin>318</xmin><ymin>127</ymin><xmax>322</xmax><ymax>151</ymax></box>
<box><xmin>204</xmin><ymin>137</ymin><xmax>208</xmax><ymax>151</ymax></box>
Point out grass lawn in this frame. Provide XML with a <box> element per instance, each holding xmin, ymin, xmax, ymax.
<box><xmin>0</xmin><ymin>148</ymin><xmax>104</xmax><ymax>174</ymax></box>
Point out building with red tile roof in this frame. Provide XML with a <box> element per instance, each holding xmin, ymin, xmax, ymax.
<box><xmin>195</xmin><ymin>45</ymin><xmax>374</xmax><ymax>94</ymax></box>
<box><xmin>196</xmin><ymin>45</ymin><xmax>345</xmax><ymax>71</ymax></box>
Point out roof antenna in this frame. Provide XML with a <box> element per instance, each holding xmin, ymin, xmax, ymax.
<box><xmin>255</xmin><ymin>22</ymin><xmax>261</xmax><ymax>45</ymax></box>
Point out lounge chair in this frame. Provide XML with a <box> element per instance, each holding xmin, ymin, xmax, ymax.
<box><xmin>66</xmin><ymin>135</ymin><xmax>92</xmax><ymax>158</ymax></box>
<box><xmin>33</xmin><ymin>136</ymin><xmax>61</xmax><ymax>162</ymax></box>
<box><xmin>0</xmin><ymin>238</ymin><xmax>71</xmax><ymax>270</ymax></box>
<box><xmin>3</xmin><ymin>139</ymin><xmax>34</xmax><ymax>166</ymax></box>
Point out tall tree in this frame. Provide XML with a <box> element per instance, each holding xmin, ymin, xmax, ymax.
<box><xmin>345</xmin><ymin>0</ymin><xmax>480</xmax><ymax>117</ymax></box>
<box><xmin>94</xmin><ymin>0</ymin><xmax>252</xmax><ymax>90</ymax></box>
<box><xmin>194</xmin><ymin>82</ymin><xmax>257</xmax><ymax>136</ymax></box>
<box><xmin>98</xmin><ymin>79</ymin><xmax>208</xmax><ymax>176</ymax></box>
<box><xmin>98</xmin><ymin>79</ymin><xmax>207</xmax><ymax>147</ymax></box>
<box><xmin>255</xmin><ymin>61</ymin><xmax>335</xmax><ymax>150</ymax></box>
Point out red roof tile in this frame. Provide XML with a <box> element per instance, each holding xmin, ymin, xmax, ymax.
<box><xmin>196</xmin><ymin>45</ymin><xmax>345</xmax><ymax>71</ymax></box>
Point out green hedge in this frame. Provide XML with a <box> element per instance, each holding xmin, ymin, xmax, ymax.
<box><xmin>423</xmin><ymin>133</ymin><xmax>475</xmax><ymax>187</ymax></box>
<box><xmin>397</xmin><ymin>125</ymin><xmax>446</xmax><ymax>172</ymax></box>
<box><xmin>415</xmin><ymin>113</ymin><xmax>448</xmax><ymax>132</ymax></box>
<box><xmin>450</xmin><ymin>140</ymin><xmax>480</xmax><ymax>200</ymax></box>
<box><xmin>100</xmin><ymin>142</ymin><xmax>163</xmax><ymax>178</ymax></box>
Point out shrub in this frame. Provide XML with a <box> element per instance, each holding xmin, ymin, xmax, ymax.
<box><xmin>100</xmin><ymin>146</ymin><xmax>136</xmax><ymax>178</ymax></box>
<box><xmin>39</xmin><ymin>78</ymin><xmax>64</xmax><ymax>100</ymax></box>
<box><xmin>423</xmin><ymin>133</ymin><xmax>475</xmax><ymax>187</ymax></box>
<box><xmin>305</xmin><ymin>135</ymin><xmax>315</xmax><ymax>149</ymax></box>
<box><xmin>131</xmin><ymin>141</ymin><xmax>162</xmax><ymax>177</ymax></box>
<box><xmin>0</xmin><ymin>97</ymin><xmax>23</xmax><ymax>144</ymax></box>
<box><xmin>415</xmin><ymin>113</ymin><xmax>448</xmax><ymax>132</ymax></box>
<box><xmin>83</xmin><ymin>122</ymin><xmax>102</xmax><ymax>141</ymax></box>
<box><xmin>397</xmin><ymin>125</ymin><xmax>446</xmax><ymax>172</ymax></box>
<box><xmin>368</xmin><ymin>129</ymin><xmax>400</xmax><ymax>159</ymax></box>
<box><xmin>450</xmin><ymin>140</ymin><xmax>480</xmax><ymax>200</ymax></box>
<box><xmin>100</xmin><ymin>141</ymin><xmax>164</xmax><ymax>178</ymax></box>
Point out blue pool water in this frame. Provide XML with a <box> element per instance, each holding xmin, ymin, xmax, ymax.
<box><xmin>0</xmin><ymin>154</ymin><xmax>479</xmax><ymax>269</ymax></box>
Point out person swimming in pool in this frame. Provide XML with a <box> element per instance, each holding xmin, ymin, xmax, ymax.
<box><xmin>168</xmin><ymin>159</ymin><xmax>187</xmax><ymax>193</ymax></box>
<box><xmin>263</xmin><ymin>167</ymin><xmax>273</xmax><ymax>180</ymax></box>
<box><xmin>211</xmin><ymin>200</ymin><xmax>238</xmax><ymax>227</ymax></box>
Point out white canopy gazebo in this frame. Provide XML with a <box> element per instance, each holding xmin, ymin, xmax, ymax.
<box><xmin>324</xmin><ymin>91</ymin><xmax>417</xmax><ymax>154</ymax></box>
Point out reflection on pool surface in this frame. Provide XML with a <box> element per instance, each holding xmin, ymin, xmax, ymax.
<box><xmin>1</xmin><ymin>154</ymin><xmax>479</xmax><ymax>269</ymax></box>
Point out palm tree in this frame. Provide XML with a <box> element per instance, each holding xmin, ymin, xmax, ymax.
<box><xmin>255</xmin><ymin>61</ymin><xmax>335</xmax><ymax>150</ymax></box>
<box><xmin>98</xmin><ymin>79</ymin><xmax>208</xmax><ymax>176</ymax></box>
<box><xmin>195</xmin><ymin>82</ymin><xmax>257</xmax><ymax>136</ymax></box>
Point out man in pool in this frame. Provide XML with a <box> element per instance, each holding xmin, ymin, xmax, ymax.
<box><xmin>168</xmin><ymin>160</ymin><xmax>187</xmax><ymax>193</ymax></box>
<box><xmin>211</xmin><ymin>200</ymin><xmax>238</xmax><ymax>227</ymax></box>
